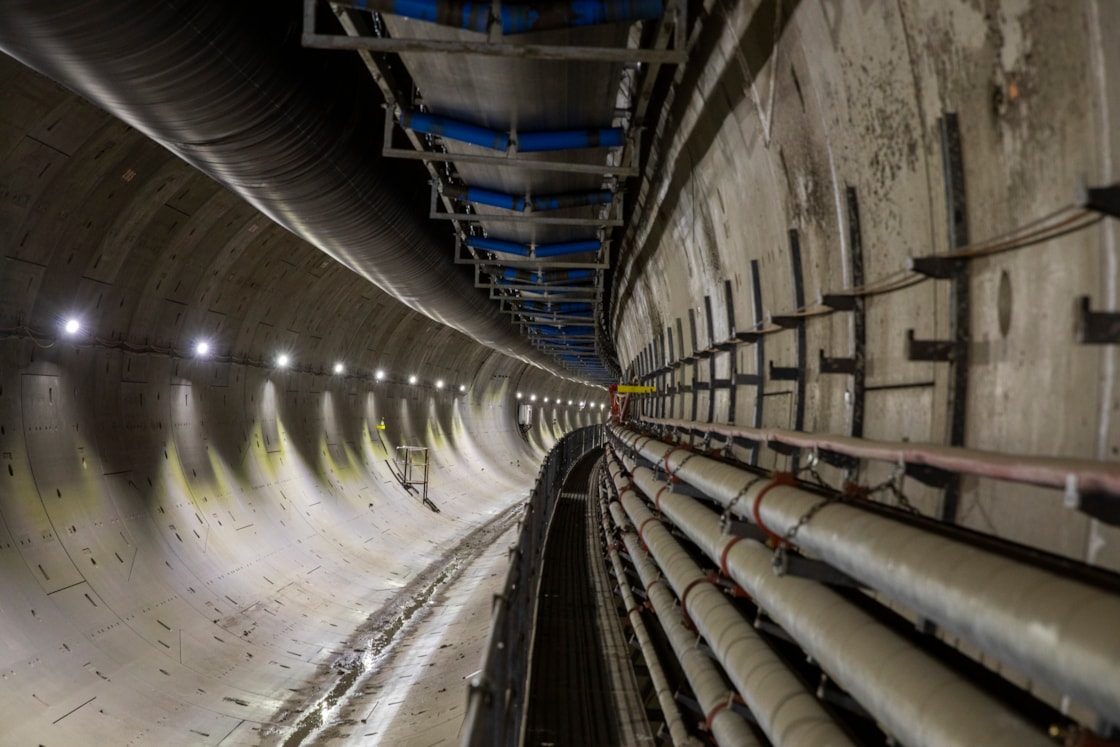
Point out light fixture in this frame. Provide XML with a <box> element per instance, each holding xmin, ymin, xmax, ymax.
<box><xmin>63</xmin><ymin>318</ymin><xmax>81</xmax><ymax>336</ymax></box>
<box><xmin>579</xmin><ymin>401</ymin><xmax>585</xmax><ymax>408</ymax></box>
<box><xmin>543</xmin><ymin>397</ymin><xmax>549</xmax><ymax>403</ymax></box>
<box><xmin>195</xmin><ymin>341</ymin><xmax>210</xmax><ymax>357</ymax></box>
<box><xmin>436</xmin><ymin>379</ymin><xmax>444</xmax><ymax>389</ymax></box>
<box><xmin>530</xmin><ymin>394</ymin><xmax>537</xmax><ymax>402</ymax></box>
<box><xmin>516</xmin><ymin>392</ymin><xmax>522</xmax><ymax>399</ymax></box>
<box><xmin>568</xmin><ymin>400</ymin><xmax>573</xmax><ymax>406</ymax></box>
<box><xmin>333</xmin><ymin>362</ymin><xmax>344</xmax><ymax>374</ymax></box>
<box><xmin>375</xmin><ymin>369</ymin><xmax>385</xmax><ymax>381</ymax></box>
<box><xmin>600</xmin><ymin>403</ymin><xmax>606</xmax><ymax>409</ymax></box>
<box><xmin>276</xmin><ymin>353</ymin><xmax>290</xmax><ymax>368</ymax></box>
<box><xmin>459</xmin><ymin>384</ymin><xmax>466</xmax><ymax>392</ymax></box>
<box><xmin>408</xmin><ymin>374</ymin><xmax>418</xmax><ymax>385</ymax></box>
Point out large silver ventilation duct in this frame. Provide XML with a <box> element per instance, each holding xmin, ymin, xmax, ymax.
<box><xmin>0</xmin><ymin>0</ymin><xmax>564</xmax><ymax>374</ymax></box>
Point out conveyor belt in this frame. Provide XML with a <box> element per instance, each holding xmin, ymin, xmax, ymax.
<box><xmin>524</xmin><ymin>449</ymin><xmax>620</xmax><ymax>746</ymax></box>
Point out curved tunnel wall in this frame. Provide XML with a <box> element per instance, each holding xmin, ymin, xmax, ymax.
<box><xmin>612</xmin><ymin>0</ymin><xmax>1120</xmax><ymax>570</ymax></box>
<box><xmin>3</xmin><ymin>0</ymin><xmax>1120</xmax><ymax>743</ymax></box>
<box><xmin>0</xmin><ymin>55</ymin><xmax>604</xmax><ymax>743</ymax></box>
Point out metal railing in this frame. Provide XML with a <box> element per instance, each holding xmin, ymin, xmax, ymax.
<box><xmin>461</xmin><ymin>425</ymin><xmax>603</xmax><ymax>746</ymax></box>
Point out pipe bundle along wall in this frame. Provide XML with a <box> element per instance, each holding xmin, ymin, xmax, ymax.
<box><xmin>595</xmin><ymin>476</ymin><xmax>690</xmax><ymax>746</ymax></box>
<box><xmin>605</xmin><ymin>452</ymin><xmax>858</xmax><ymax>747</ymax></box>
<box><xmin>0</xmin><ymin>1</ymin><xmax>567</xmax><ymax>374</ymax></box>
<box><xmin>603</xmin><ymin>492</ymin><xmax>761</xmax><ymax>745</ymax></box>
<box><xmin>612</xmin><ymin>425</ymin><xmax>1120</xmax><ymax>724</ymax></box>
<box><xmin>612</xmin><ymin>446</ymin><xmax>1054</xmax><ymax>747</ymax></box>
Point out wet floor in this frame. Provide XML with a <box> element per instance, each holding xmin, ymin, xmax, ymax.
<box><xmin>269</xmin><ymin>507</ymin><xmax>522</xmax><ymax>746</ymax></box>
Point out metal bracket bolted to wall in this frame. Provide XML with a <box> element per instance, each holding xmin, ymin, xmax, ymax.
<box><xmin>818</xmin><ymin>349</ymin><xmax>857</xmax><ymax>375</ymax></box>
<box><xmin>1075</xmin><ymin>296</ymin><xmax>1120</xmax><ymax>344</ymax></box>
<box><xmin>1077</xmin><ymin>179</ymin><xmax>1120</xmax><ymax>220</ymax></box>
<box><xmin>906</xmin><ymin>329</ymin><xmax>966</xmax><ymax>362</ymax></box>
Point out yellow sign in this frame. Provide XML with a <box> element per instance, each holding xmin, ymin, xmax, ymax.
<box><xmin>616</xmin><ymin>385</ymin><xmax>657</xmax><ymax>394</ymax></box>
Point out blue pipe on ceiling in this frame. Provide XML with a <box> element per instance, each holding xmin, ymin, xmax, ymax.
<box><xmin>467</xmin><ymin>237</ymin><xmax>532</xmax><ymax>256</ymax></box>
<box><xmin>520</xmin><ymin>301</ymin><xmax>593</xmax><ymax>313</ymax></box>
<box><xmin>400</xmin><ymin>110</ymin><xmax>511</xmax><ymax>151</ymax></box>
<box><xmin>500</xmin><ymin>268</ymin><xmax>596</xmax><ymax>284</ymax></box>
<box><xmin>446</xmin><ymin>185</ymin><xmax>613</xmax><ymax>212</ymax></box>
<box><xmin>518</xmin><ymin>128</ymin><xmax>625</xmax><ymax>152</ymax></box>
<box><xmin>450</xmin><ymin>186</ymin><xmax>526</xmax><ymax>211</ymax></box>
<box><xmin>467</xmin><ymin>237</ymin><xmax>601</xmax><ymax>258</ymax></box>
<box><xmin>531</xmin><ymin>190</ymin><xmax>613</xmax><ymax>211</ymax></box>
<box><xmin>528</xmin><ymin>325</ymin><xmax>594</xmax><ymax>336</ymax></box>
<box><xmin>535</xmin><ymin>239</ymin><xmax>601</xmax><ymax>257</ymax></box>
<box><xmin>401</xmin><ymin>110</ymin><xmax>624</xmax><ymax>153</ymax></box>
<box><xmin>347</xmin><ymin>0</ymin><xmax>664</xmax><ymax>34</ymax></box>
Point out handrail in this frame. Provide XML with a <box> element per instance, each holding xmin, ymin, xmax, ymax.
<box><xmin>638</xmin><ymin>415</ymin><xmax>1120</xmax><ymax>501</ymax></box>
<box><xmin>461</xmin><ymin>425</ymin><xmax>603</xmax><ymax>747</ymax></box>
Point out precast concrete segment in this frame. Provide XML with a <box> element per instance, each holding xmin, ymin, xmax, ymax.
<box><xmin>0</xmin><ymin>0</ymin><xmax>566</xmax><ymax>374</ymax></box>
<box><xmin>612</xmin><ymin>425</ymin><xmax>1120</xmax><ymax>723</ymax></box>
<box><xmin>596</xmin><ymin>480</ymin><xmax>690</xmax><ymax>746</ymax></box>
<box><xmin>0</xmin><ymin>326</ymin><xmax>582</xmax><ymax>744</ymax></box>
<box><xmin>605</xmin><ymin>455</ymin><xmax>857</xmax><ymax>747</ymax></box>
<box><xmin>604</xmin><ymin>501</ymin><xmax>760</xmax><ymax>747</ymax></box>
<box><xmin>616</xmin><ymin>451</ymin><xmax>1054</xmax><ymax>747</ymax></box>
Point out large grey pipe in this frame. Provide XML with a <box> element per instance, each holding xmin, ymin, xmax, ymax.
<box><xmin>605</xmin><ymin>498</ymin><xmax>760</xmax><ymax>746</ymax></box>
<box><xmin>596</xmin><ymin>479</ymin><xmax>690</xmax><ymax>746</ymax></box>
<box><xmin>615</xmin><ymin>449</ymin><xmax>1053</xmax><ymax>747</ymax></box>
<box><xmin>605</xmin><ymin>453</ymin><xmax>857</xmax><ymax>747</ymax></box>
<box><xmin>0</xmin><ymin>1</ymin><xmax>563</xmax><ymax>374</ymax></box>
<box><xmin>613</xmin><ymin>425</ymin><xmax>1120</xmax><ymax>722</ymax></box>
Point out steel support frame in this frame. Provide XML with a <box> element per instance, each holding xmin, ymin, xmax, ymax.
<box><xmin>459</xmin><ymin>240</ymin><xmax>611</xmax><ymax>269</ymax></box>
<box><xmin>307</xmin><ymin>0</ymin><xmax>688</xmax><ymax>63</ymax></box>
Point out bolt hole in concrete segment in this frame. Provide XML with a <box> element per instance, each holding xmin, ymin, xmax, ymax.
<box><xmin>272</xmin><ymin>505</ymin><xmax>522</xmax><ymax>746</ymax></box>
<box><xmin>998</xmin><ymin>269</ymin><xmax>1012</xmax><ymax>338</ymax></box>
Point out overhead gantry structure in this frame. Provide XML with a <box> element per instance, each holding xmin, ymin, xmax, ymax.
<box><xmin>303</xmin><ymin>0</ymin><xmax>687</xmax><ymax>383</ymax></box>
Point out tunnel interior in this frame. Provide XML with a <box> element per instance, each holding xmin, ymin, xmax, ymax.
<box><xmin>2</xmin><ymin>0</ymin><xmax>1120</xmax><ymax>745</ymax></box>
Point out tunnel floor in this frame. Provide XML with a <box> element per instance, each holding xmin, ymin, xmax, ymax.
<box><xmin>523</xmin><ymin>449</ymin><xmax>632</xmax><ymax>747</ymax></box>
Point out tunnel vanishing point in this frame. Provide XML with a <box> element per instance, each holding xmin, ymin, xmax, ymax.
<box><xmin>1</xmin><ymin>1</ymin><xmax>1119</xmax><ymax>746</ymax></box>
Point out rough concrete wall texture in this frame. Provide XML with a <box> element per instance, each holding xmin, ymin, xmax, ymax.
<box><xmin>0</xmin><ymin>0</ymin><xmax>1119</xmax><ymax>744</ymax></box>
<box><xmin>0</xmin><ymin>52</ymin><xmax>605</xmax><ymax>744</ymax></box>
<box><xmin>612</xmin><ymin>0</ymin><xmax>1120</xmax><ymax>568</ymax></box>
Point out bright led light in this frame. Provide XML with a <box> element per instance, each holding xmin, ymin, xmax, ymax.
<box><xmin>375</xmin><ymin>369</ymin><xmax>385</xmax><ymax>381</ymax></box>
<box><xmin>543</xmin><ymin>397</ymin><xmax>549</xmax><ymax>403</ymax></box>
<box><xmin>333</xmin><ymin>362</ymin><xmax>344</xmax><ymax>374</ymax></box>
<box><xmin>568</xmin><ymin>400</ymin><xmax>573</xmax><ymax>405</ymax></box>
<box><xmin>530</xmin><ymin>394</ymin><xmax>537</xmax><ymax>402</ymax></box>
<box><xmin>436</xmin><ymin>379</ymin><xmax>444</xmax><ymax>389</ymax></box>
<box><xmin>63</xmin><ymin>318</ymin><xmax>80</xmax><ymax>336</ymax></box>
<box><xmin>276</xmin><ymin>354</ymin><xmax>290</xmax><ymax>368</ymax></box>
<box><xmin>195</xmin><ymin>341</ymin><xmax>210</xmax><ymax>356</ymax></box>
<box><xmin>516</xmin><ymin>392</ymin><xmax>522</xmax><ymax>399</ymax></box>
<box><xmin>579</xmin><ymin>401</ymin><xmax>585</xmax><ymax>407</ymax></box>
<box><xmin>408</xmin><ymin>375</ymin><xmax>418</xmax><ymax>385</ymax></box>
<box><xmin>459</xmin><ymin>384</ymin><xmax>466</xmax><ymax>392</ymax></box>
<box><xmin>600</xmin><ymin>403</ymin><xmax>605</xmax><ymax>409</ymax></box>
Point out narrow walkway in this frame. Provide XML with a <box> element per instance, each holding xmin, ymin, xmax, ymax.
<box><xmin>523</xmin><ymin>449</ymin><xmax>624</xmax><ymax>746</ymax></box>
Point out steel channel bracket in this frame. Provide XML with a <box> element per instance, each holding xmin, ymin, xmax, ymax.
<box><xmin>768</xmin><ymin>360</ymin><xmax>802</xmax><ymax>381</ymax></box>
<box><xmin>1077</xmin><ymin>179</ymin><xmax>1120</xmax><ymax>220</ymax></box>
<box><xmin>1076</xmin><ymin>296</ymin><xmax>1120</xmax><ymax>344</ymax></box>
<box><xmin>818</xmin><ymin>349</ymin><xmax>856</xmax><ymax>375</ymax></box>
<box><xmin>906</xmin><ymin>329</ymin><xmax>965</xmax><ymax>362</ymax></box>
<box><xmin>904</xmin><ymin>461</ymin><xmax>955</xmax><ymax>489</ymax></box>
